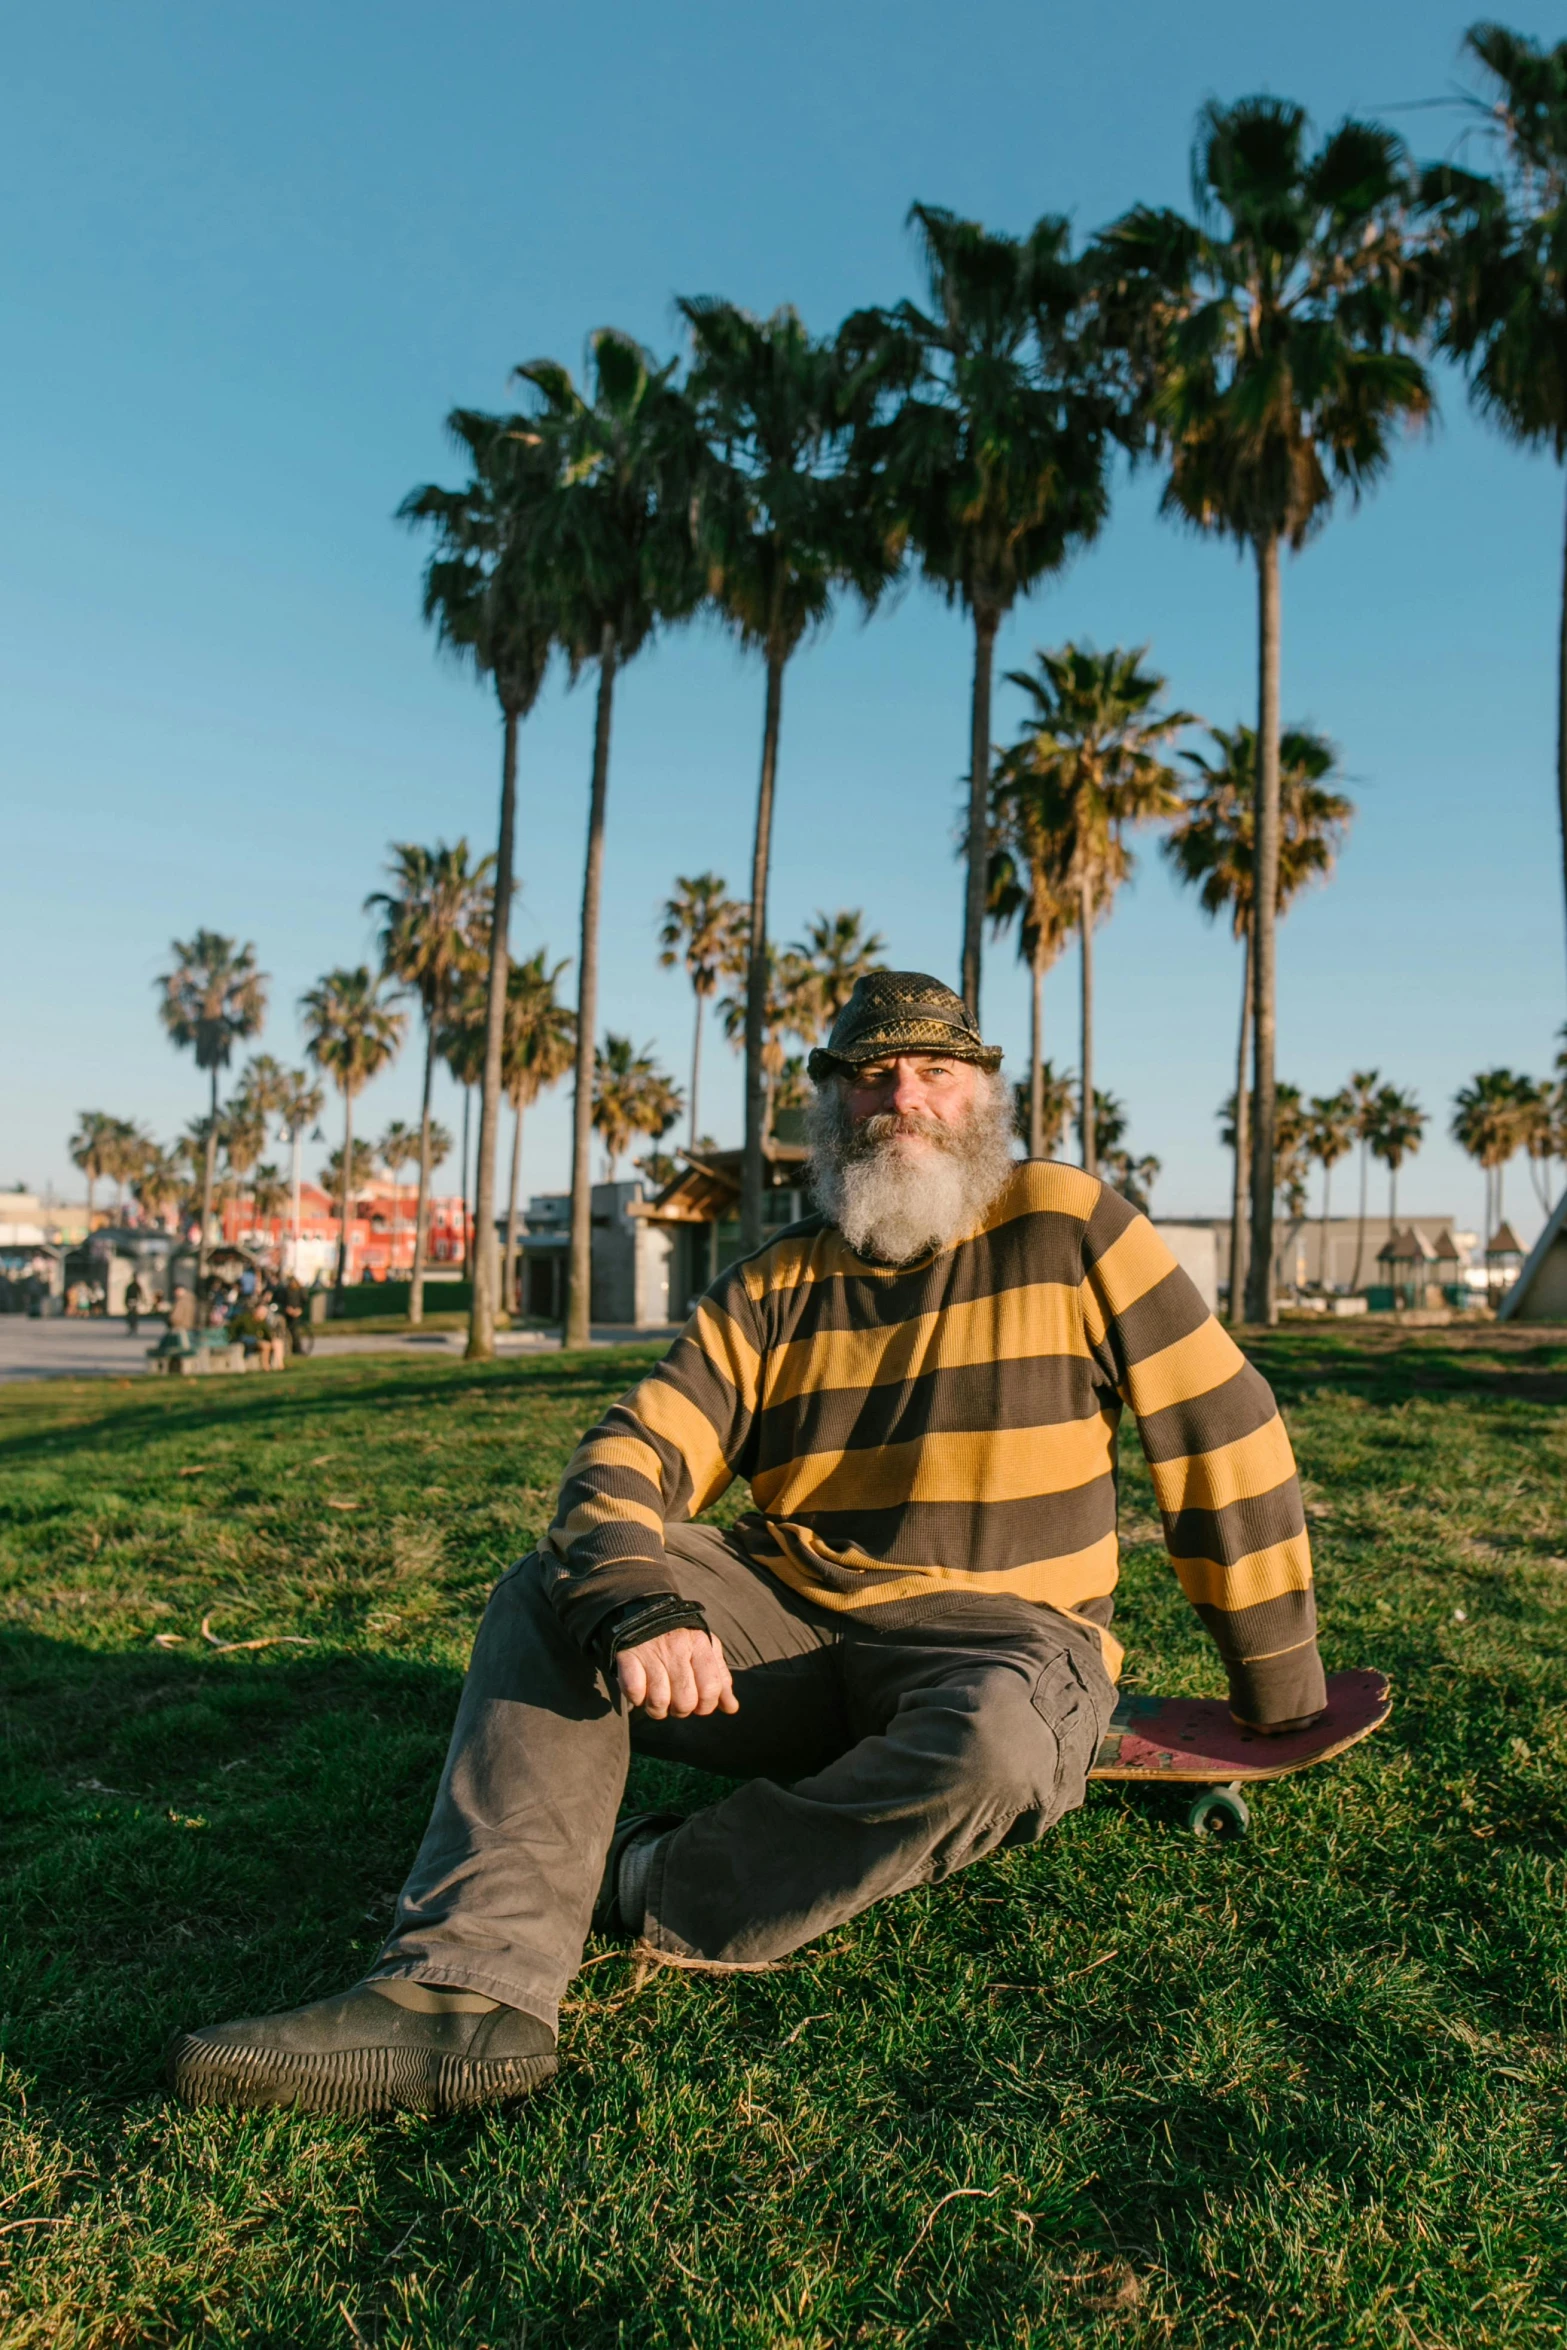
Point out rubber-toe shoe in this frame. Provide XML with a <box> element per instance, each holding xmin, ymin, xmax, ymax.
<box><xmin>166</xmin><ymin>1982</ymin><xmax>557</xmax><ymax>2116</ymax></box>
<box><xmin>592</xmin><ymin>1810</ymin><xmax>683</xmax><ymax>1936</ymax></box>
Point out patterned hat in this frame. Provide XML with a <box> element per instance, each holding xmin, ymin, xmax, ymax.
<box><xmin>806</xmin><ymin>971</ymin><xmax>1003</xmax><ymax>1081</ymax></box>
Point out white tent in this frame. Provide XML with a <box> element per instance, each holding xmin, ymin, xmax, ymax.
<box><xmin>1497</xmin><ymin>1194</ymin><xmax>1567</xmax><ymax>1323</ymax></box>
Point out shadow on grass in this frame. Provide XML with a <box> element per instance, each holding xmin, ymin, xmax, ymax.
<box><xmin>0</xmin><ymin>1346</ymin><xmax>663</xmax><ymax>1468</ymax></box>
<box><xmin>1242</xmin><ymin>1324</ymin><xmax>1567</xmax><ymax>1409</ymax></box>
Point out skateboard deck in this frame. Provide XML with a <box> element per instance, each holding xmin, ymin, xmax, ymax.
<box><xmin>1090</xmin><ymin>1669</ymin><xmax>1390</xmax><ymax>1832</ymax></box>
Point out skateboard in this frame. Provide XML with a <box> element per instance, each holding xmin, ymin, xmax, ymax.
<box><xmin>1089</xmin><ymin>1668</ymin><xmax>1391</xmax><ymax>1836</ymax></box>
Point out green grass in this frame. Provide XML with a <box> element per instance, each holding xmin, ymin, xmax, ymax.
<box><xmin>2</xmin><ymin>1329</ymin><xmax>1565</xmax><ymax>2348</ymax></box>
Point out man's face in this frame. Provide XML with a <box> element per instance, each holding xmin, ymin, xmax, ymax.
<box><xmin>843</xmin><ymin>1054</ymin><xmax>981</xmax><ymax>1150</ymax></box>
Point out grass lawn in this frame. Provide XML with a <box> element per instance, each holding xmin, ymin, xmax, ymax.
<box><xmin>2</xmin><ymin>1328</ymin><xmax>1565</xmax><ymax>2348</ymax></box>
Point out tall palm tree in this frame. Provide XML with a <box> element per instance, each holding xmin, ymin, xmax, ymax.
<box><xmin>845</xmin><ymin>206</ymin><xmax>1111</xmax><ymax>1017</ymax></box>
<box><xmin>658</xmin><ymin>874</ymin><xmax>745</xmax><ymax>1149</ymax></box>
<box><xmin>1367</xmin><ymin>1085</ymin><xmax>1427</xmax><ymax>1237</ymax></box>
<box><xmin>678</xmin><ymin>301</ymin><xmax>895</xmax><ymax>1253</ymax></box>
<box><xmin>1514</xmin><ymin>1076</ymin><xmax>1557</xmax><ymax>1214</ymax></box>
<box><xmin>249</xmin><ymin>1163</ymin><xmax>289</xmax><ymax>1245</ymax></box>
<box><xmin>155</xmin><ymin>932</ymin><xmax>268</xmax><ymax>1276</ymax></box>
<box><xmin>368</xmin><ymin>841</ymin><xmax>492</xmax><ymax>1324</ymax></box>
<box><xmin>378</xmin><ymin>1119</ymin><xmax>422</xmax><ymax>1267</ymax></box>
<box><xmin>300</xmin><ymin>968</ymin><xmax>406</xmax><ymax>1292</ymax></box>
<box><xmin>267</xmin><ymin>1067</ymin><xmax>325</xmax><ymax>1279</ymax></box>
<box><xmin>683</xmin><ymin>314</ymin><xmax>897</xmax><ymax>1212</ymax></box>
<box><xmin>401</xmin><ymin>417</ymin><xmax>558</xmax><ymax>1360</ymax></box>
<box><xmin>987</xmin><ymin>761</ymin><xmax>1081</xmax><ymax>1160</ymax></box>
<box><xmin>1426</xmin><ymin>27</ymin><xmax>1567</xmax><ymax>988</ymax></box>
<box><xmin>997</xmin><ymin>645</ymin><xmax>1190</xmax><ymax>1176</ymax></box>
<box><xmin>1009</xmin><ymin>1059</ymin><xmax>1078</xmax><ymax>1158</ymax></box>
<box><xmin>499</xmin><ymin>950</ymin><xmax>575</xmax><ymax>1314</ymax></box>
<box><xmin>67</xmin><ymin>1112</ymin><xmax>116</xmax><ymax>1232</ymax></box>
<box><xmin>1164</xmin><ymin>723</ymin><xmax>1351</xmax><ymax>1315</ymax></box>
<box><xmin>785</xmin><ymin>910</ymin><xmax>889</xmax><ymax>1044</ymax></box>
<box><xmin>718</xmin><ymin>943</ymin><xmax>813</xmax><ymax>1143</ymax></box>
<box><xmin>132</xmin><ymin>1143</ymin><xmax>185</xmax><ymax>1231</ymax></box>
<box><xmin>592</xmin><ymin>1036</ymin><xmax>683</xmax><ymax>1182</ymax></box>
<box><xmin>1344</xmin><ymin>1069</ymin><xmax>1385</xmax><ymax>1293</ymax></box>
<box><xmin>1452</xmin><ymin>1068</ymin><xmax>1534</xmax><ymax>1243</ymax></box>
<box><xmin>1094</xmin><ymin>96</ymin><xmax>1430</xmax><ymax>1321</ymax></box>
<box><xmin>519</xmin><ymin>330</ymin><xmax>702</xmax><ymax>1344</ymax></box>
<box><xmin>219</xmin><ymin>1097</ymin><xmax>268</xmax><ymax>1235</ymax></box>
<box><xmin>1305</xmin><ymin>1090</ymin><xmax>1356</xmax><ymax>1288</ymax></box>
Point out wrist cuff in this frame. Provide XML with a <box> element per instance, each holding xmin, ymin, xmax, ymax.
<box><xmin>589</xmin><ymin>1595</ymin><xmax>710</xmax><ymax>1672</ymax></box>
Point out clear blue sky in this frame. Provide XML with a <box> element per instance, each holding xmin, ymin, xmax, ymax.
<box><xmin>3</xmin><ymin>0</ymin><xmax>1562</xmax><ymax>1241</ymax></box>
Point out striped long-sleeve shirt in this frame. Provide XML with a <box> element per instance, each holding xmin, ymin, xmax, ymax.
<box><xmin>542</xmin><ymin>1162</ymin><xmax>1326</xmax><ymax>1725</ymax></box>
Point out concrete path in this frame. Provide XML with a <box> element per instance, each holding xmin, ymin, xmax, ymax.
<box><xmin>0</xmin><ymin>1318</ymin><xmax>678</xmax><ymax>1382</ymax></box>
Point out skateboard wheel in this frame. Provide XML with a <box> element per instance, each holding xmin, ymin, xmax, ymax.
<box><xmin>1187</xmin><ymin>1786</ymin><xmax>1250</xmax><ymax>1838</ymax></box>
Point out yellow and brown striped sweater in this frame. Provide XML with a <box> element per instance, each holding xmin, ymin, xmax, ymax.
<box><xmin>543</xmin><ymin>1162</ymin><xmax>1326</xmax><ymax>1724</ymax></box>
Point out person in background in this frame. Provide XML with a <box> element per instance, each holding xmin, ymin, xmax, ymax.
<box><xmin>124</xmin><ymin>1274</ymin><xmax>143</xmax><ymax>1336</ymax></box>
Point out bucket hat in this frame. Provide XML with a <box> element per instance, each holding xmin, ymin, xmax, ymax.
<box><xmin>806</xmin><ymin>971</ymin><xmax>1003</xmax><ymax>1081</ymax></box>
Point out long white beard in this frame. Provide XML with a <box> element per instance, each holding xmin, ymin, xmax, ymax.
<box><xmin>806</xmin><ymin>1074</ymin><xmax>1018</xmax><ymax>1265</ymax></box>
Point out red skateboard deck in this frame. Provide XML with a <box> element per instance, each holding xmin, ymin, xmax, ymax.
<box><xmin>1090</xmin><ymin>1669</ymin><xmax>1391</xmax><ymax>1834</ymax></box>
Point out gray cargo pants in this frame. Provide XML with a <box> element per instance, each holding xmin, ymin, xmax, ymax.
<box><xmin>373</xmin><ymin>1523</ymin><xmax>1116</xmax><ymax>2031</ymax></box>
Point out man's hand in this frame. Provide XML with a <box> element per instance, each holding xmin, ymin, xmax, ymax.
<box><xmin>616</xmin><ymin>1627</ymin><xmax>739</xmax><ymax>1720</ymax></box>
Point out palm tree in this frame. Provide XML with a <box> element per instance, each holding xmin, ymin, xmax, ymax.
<box><xmin>1342</xmin><ymin>1070</ymin><xmax>1385</xmax><ymax>1294</ymax></box>
<box><xmin>401</xmin><ymin>416</ymin><xmax>560</xmax><ymax>1361</ymax></box>
<box><xmin>321</xmin><ymin>1141</ymin><xmax>377</xmax><ymax>1198</ymax></box>
<box><xmin>267</xmin><ymin>1068</ymin><xmax>325</xmax><ymax>1279</ymax></box>
<box><xmin>218</xmin><ymin>1097</ymin><xmax>268</xmax><ymax>1235</ymax></box>
<box><xmin>1305</xmin><ymin>1091</ymin><xmax>1356</xmax><ymax>1289</ymax></box>
<box><xmin>658</xmin><ymin>874</ymin><xmax>746</xmax><ymax>1149</ymax></box>
<box><xmin>1427</xmin><ymin>28</ymin><xmax>1567</xmax><ymax>986</ymax></box>
<box><xmin>680</xmin><ymin>300</ymin><xmax>896</xmax><ymax>1253</ymax></box>
<box><xmin>368</xmin><ymin>841</ymin><xmax>492</xmax><ymax>1324</ymax></box>
<box><xmin>499</xmin><ymin>950</ymin><xmax>575</xmax><ymax>1314</ymax></box>
<box><xmin>1367</xmin><ymin>1085</ymin><xmax>1427</xmax><ymax>1237</ymax></box>
<box><xmin>518</xmin><ymin>330</ymin><xmax>702</xmax><ymax>1346</ymax></box>
<box><xmin>1514</xmin><ymin>1076</ymin><xmax>1558</xmax><ymax>1214</ymax></box>
<box><xmin>592</xmin><ymin>1036</ymin><xmax>684</xmax><ymax>1182</ymax></box>
<box><xmin>987</xmin><ymin>767</ymin><xmax>1080</xmax><ymax>1159</ymax></box>
<box><xmin>1453</xmin><ymin>1068</ymin><xmax>1534</xmax><ymax>1243</ymax></box>
<box><xmin>1104</xmin><ymin>1150</ymin><xmax>1160</xmax><ymax>1215</ymax></box>
<box><xmin>378</xmin><ymin>1119</ymin><xmax>422</xmax><ymax>1266</ymax></box>
<box><xmin>1164</xmin><ymin>723</ymin><xmax>1351</xmax><ymax>1315</ymax></box>
<box><xmin>1094</xmin><ymin>96</ymin><xmax>1430</xmax><ymax>1321</ymax></box>
<box><xmin>1009</xmin><ymin>1060</ymin><xmax>1077</xmax><ymax>1157</ymax></box>
<box><xmin>718</xmin><ymin>943</ymin><xmax>813</xmax><ymax>1143</ymax></box>
<box><xmin>131</xmin><ymin>1143</ymin><xmax>185</xmax><ymax>1231</ymax></box>
<box><xmin>249</xmin><ymin>1163</ymin><xmax>289</xmax><ymax>1246</ymax></box>
<box><xmin>845</xmin><ymin>205</ymin><xmax>1111</xmax><ymax>1017</ymax></box>
<box><xmin>155</xmin><ymin>932</ymin><xmax>268</xmax><ymax>1275</ymax></box>
<box><xmin>300</xmin><ymin>968</ymin><xmax>406</xmax><ymax>1292</ymax></box>
<box><xmin>997</xmin><ymin>645</ymin><xmax>1190</xmax><ymax>1176</ymax></box>
<box><xmin>785</xmin><ymin>910</ymin><xmax>889</xmax><ymax>1045</ymax></box>
<box><xmin>67</xmin><ymin>1112</ymin><xmax>116</xmax><ymax>1232</ymax></box>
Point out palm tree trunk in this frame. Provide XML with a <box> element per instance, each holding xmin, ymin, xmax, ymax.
<box><xmin>1229</xmin><ymin>930</ymin><xmax>1252</xmax><ymax>1324</ymax></box>
<box><xmin>200</xmin><ymin>1065</ymin><xmax>219</xmax><ymax>1280</ymax></box>
<box><xmin>566</xmin><ymin>625</ymin><xmax>617</xmax><ymax>1348</ymax></box>
<box><xmin>1245</xmin><ymin>532</ymin><xmax>1283</xmax><ymax>1327</ymax></box>
<box><xmin>741</xmin><ymin>644</ymin><xmax>785</xmax><ymax>1257</ymax></box>
<box><xmin>1557</xmin><ymin>466</ymin><xmax>1567</xmax><ymax>995</ymax></box>
<box><xmin>290</xmin><ymin>1126</ymin><xmax>302</xmax><ymax>1277</ymax></box>
<box><xmin>961</xmin><ymin>605</ymin><xmax>999</xmax><ymax>1020</ymax></box>
<box><xmin>1318</xmin><ymin>1157</ymin><xmax>1333</xmax><ymax>1292</ymax></box>
<box><xmin>1029</xmin><ymin>947</ymin><xmax>1045</xmax><ymax>1160</ymax></box>
<box><xmin>459</xmin><ymin>1087</ymin><xmax>471</xmax><ymax>1272</ymax></box>
<box><xmin>336</xmin><ymin>1093</ymin><xmax>354</xmax><ymax>1292</ymax></box>
<box><xmin>689</xmin><ymin>991</ymin><xmax>704</xmax><ymax>1152</ymax></box>
<box><xmin>1078</xmin><ymin>871</ymin><xmax>1096</xmax><ymax>1176</ymax></box>
<box><xmin>505</xmin><ymin>1099</ymin><xmax>524</xmax><ymax>1317</ymax></box>
<box><xmin>468</xmin><ymin>706</ymin><xmax>520</xmax><ymax>1360</ymax></box>
<box><xmin>409</xmin><ymin>1024</ymin><xmax>435</xmax><ymax>1327</ymax></box>
<box><xmin>1351</xmin><ymin>1138</ymin><xmax>1369</xmax><ymax>1292</ymax></box>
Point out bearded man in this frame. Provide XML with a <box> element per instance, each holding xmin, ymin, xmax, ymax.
<box><xmin>170</xmin><ymin>973</ymin><xmax>1325</xmax><ymax>2117</ymax></box>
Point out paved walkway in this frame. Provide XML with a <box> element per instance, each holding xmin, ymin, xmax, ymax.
<box><xmin>0</xmin><ymin>1318</ymin><xmax>678</xmax><ymax>1382</ymax></box>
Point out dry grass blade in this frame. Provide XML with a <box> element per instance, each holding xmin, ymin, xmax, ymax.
<box><xmin>200</xmin><ymin>1613</ymin><xmax>314</xmax><ymax>1654</ymax></box>
<box><xmin>892</xmin><ymin>2187</ymin><xmax>1001</xmax><ymax>2279</ymax></box>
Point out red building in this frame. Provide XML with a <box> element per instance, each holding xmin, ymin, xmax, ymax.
<box><xmin>222</xmin><ymin>1178</ymin><xmax>473</xmax><ymax>1284</ymax></box>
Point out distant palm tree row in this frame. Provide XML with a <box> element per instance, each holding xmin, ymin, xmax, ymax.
<box><xmin>381</xmin><ymin>27</ymin><xmax>1567</xmax><ymax>1347</ymax></box>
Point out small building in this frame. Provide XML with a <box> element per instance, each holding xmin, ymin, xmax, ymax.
<box><xmin>518</xmin><ymin>1182</ymin><xmax>682</xmax><ymax>1329</ymax></box>
<box><xmin>1374</xmin><ymin>1225</ymin><xmax>1440</xmax><ymax>1310</ymax></box>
